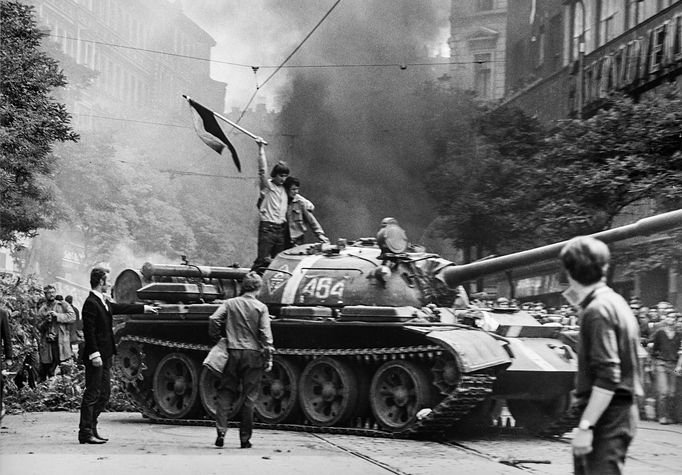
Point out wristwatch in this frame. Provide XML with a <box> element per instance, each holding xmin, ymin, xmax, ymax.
<box><xmin>578</xmin><ymin>419</ymin><xmax>593</xmax><ymax>431</ymax></box>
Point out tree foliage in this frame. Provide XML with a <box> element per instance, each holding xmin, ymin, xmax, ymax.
<box><xmin>531</xmin><ymin>86</ymin><xmax>682</xmax><ymax>239</ymax></box>
<box><xmin>0</xmin><ymin>1</ymin><xmax>78</xmax><ymax>245</ymax></box>
<box><xmin>428</xmin><ymin>102</ymin><xmax>547</xmax><ymax>258</ymax></box>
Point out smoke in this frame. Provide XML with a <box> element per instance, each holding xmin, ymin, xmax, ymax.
<box><xmin>270</xmin><ymin>1</ymin><xmax>450</xmax><ymax>241</ymax></box>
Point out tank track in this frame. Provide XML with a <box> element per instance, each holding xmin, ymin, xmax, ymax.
<box><xmin>117</xmin><ymin>335</ymin><xmax>495</xmax><ymax>440</ymax></box>
<box><xmin>535</xmin><ymin>404</ymin><xmax>582</xmax><ymax>439</ymax></box>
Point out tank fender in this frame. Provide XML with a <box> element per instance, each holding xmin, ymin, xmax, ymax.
<box><xmin>405</xmin><ymin>326</ymin><xmax>512</xmax><ymax>373</ymax></box>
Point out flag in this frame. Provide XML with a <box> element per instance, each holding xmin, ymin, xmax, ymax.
<box><xmin>186</xmin><ymin>97</ymin><xmax>241</xmax><ymax>172</ymax></box>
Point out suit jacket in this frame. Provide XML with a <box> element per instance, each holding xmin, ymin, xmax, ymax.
<box><xmin>0</xmin><ymin>307</ymin><xmax>13</xmax><ymax>360</ymax></box>
<box><xmin>81</xmin><ymin>292</ymin><xmax>144</xmax><ymax>360</ymax></box>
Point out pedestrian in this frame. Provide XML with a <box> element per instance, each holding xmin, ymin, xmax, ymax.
<box><xmin>283</xmin><ymin>176</ymin><xmax>329</xmax><ymax>247</ymax></box>
<box><xmin>65</xmin><ymin>295</ymin><xmax>84</xmax><ymax>360</ymax></box>
<box><xmin>649</xmin><ymin>310</ymin><xmax>682</xmax><ymax>424</ymax></box>
<box><xmin>251</xmin><ymin>138</ymin><xmax>289</xmax><ymax>272</ymax></box>
<box><xmin>78</xmin><ymin>267</ymin><xmax>158</xmax><ymax>444</ymax></box>
<box><xmin>0</xmin><ymin>303</ymin><xmax>14</xmax><ymax>420</ymax></box>
<box><xmin>208</xmin><ymin>271</ymin><xmax>274</xmax><ymax>449</ymax></box>
<box><xmin>559</xmin><ymin>236</ymin><xmax>642</xmax><ymax>475</ymax></box>
<box><xmin>37</xmin><ymin>284</ymin><xmax>75</xmax><ymax>378</ymax></box>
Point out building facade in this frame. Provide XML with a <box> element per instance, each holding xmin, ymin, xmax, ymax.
<box><xmin>448</xmin><ymin>0</ymin><xmax>509</xmax><ymax>100</ymax></box>
<box><xmin>25</xmin><ymin>0</ymin><xmax>226</xmax><ymax>129</ymax></box>
<box><xmin>450</xmin><ymin>0</ymin><xmax>682</xmax><ymax>309</ymax></box>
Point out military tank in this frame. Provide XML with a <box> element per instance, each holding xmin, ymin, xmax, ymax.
<box><xmin>113</xmin><ymin>209</ymin><xmax>682</xmax><ymax>439</ymax></box>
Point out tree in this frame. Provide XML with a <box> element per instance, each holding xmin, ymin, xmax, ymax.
<box><xmin>0</xmin><ymin>1</ymin><xmax>78</xmax><ymax>245</ymax></box>
<box><xmin>531</xmin><ymin>87</ymin><xmax>682</xmax><ymax>240</ymax></box>
<box><xmin>427</xmin><ymin>103</ymin><xmax>547</xmax><ymax>261</ymax></box>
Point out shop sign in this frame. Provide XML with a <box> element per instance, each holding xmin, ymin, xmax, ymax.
<box><xmin>582</xmin><ymin>13</ymin><xmax>682</xmax><ymax>103</ymax></box>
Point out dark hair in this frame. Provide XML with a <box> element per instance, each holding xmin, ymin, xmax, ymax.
<box><xmin>242</xmin><ymin>271</ymin><xmax>263</xmax><ymax>292</ymax></box>
<box><xmin>90</xmin><ymin>267</ymin><xmax>110</xmax><ymax>289</ymax></box>
<box><xmin>559</xmin><ymin>236</ymin><xmax>610</xmax><ymax>286</ymax></box>
<box><xmin>65</xmin><ymin>295</ymin><xmax>73</xmax><ymax>304</ymax></box>
<box><xmin>284</xmin><ymin>176</ymin><xmax>300</xmax><ymax>190</ymax></box>
<box><xmin>270</xmin><ymin>161</ymin><xmax>290</xmax><ymax>178</ymax></box>
<box><xmin>55</xmin><ymin>294</ymin><xmax>64</xmax><ymax>301</ymax></box>
<box><xmin>43</xmin><ymin>284</ymin><xmax>56</xmax><ymax>292</ymax></box>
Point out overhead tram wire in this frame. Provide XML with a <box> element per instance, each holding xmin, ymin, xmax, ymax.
<box><xmin>50</xmin><ymin>33</ymin><xmax>506</xmax><ymax>70</ymax></box>
<box><xmin>234</xmin><ymin>0</ymin><xmax>343</xmax><ymax>123</ymax></box>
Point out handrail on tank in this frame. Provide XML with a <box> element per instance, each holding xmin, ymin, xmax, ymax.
<box><xmin>140</xmin><ymin>262</ymin><xmax>251</xmax><ymax>281</ymax></box>
<box><xmin>442</xmin><ymin>209</ymin><xmax>682</xmax><ymax>288</ymax></box>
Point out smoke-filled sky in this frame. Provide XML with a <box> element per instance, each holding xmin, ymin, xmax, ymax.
<box><xmin>181</xmin><ymin>0</ymin><xmax>455</xmax><ymax>242</ymax></box>
<box><xmin>181</xmin><ymin>0</ymin><xmax>451</xmax><ymax>111</ymax></box>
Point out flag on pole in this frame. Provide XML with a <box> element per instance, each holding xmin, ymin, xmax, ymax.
<box><xmin>186</xmin><ymin>97</ymin><xmax>241</xmax><ymax>172</ymax></box>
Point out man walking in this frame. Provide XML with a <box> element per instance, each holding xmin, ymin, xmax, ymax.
<box><xmin>78</xmin><ymin>267</ymin><xmax>158</xmax><ymax>444</ymax></box>
<box><xmin>560</xmin><ymin>236</ymin><xmax>642</xmax><ymax>475</ymax></box>
<box><xmin>209</xmin><ymin>271</ymin><xmax>274</xmax><ymax>448</ymax></box>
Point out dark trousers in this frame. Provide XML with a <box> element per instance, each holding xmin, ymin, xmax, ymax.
<box><xmin>39</xmin><ymin>342</ymin><xmax>60</xmax><ymax>380</ymax></box>
<box><xmin>252</xmin><ymin>222</ymin><xmax>288</xmax><ymax>272</ymax></box>
<box><xmin>78</xmin><ymin>356</ymin><xmax>112</xmax><ymax>437</ymax></box>
<box><xmin>574</xmin><ymin>402</ymin><xmax>637</xmax><ymax>475</ymax></box>
<box><xmin>215</xmin><ymin>349</ymin><xmax>264</xmax><ymax>443</ymax></box>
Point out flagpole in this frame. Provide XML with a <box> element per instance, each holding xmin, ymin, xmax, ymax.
<box><xmin>183</xmin><ymin>95</ymin><xmax>268</xmax><ymax>145</ymax></box>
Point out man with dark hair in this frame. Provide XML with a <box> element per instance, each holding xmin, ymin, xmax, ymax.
<box><xmin>252</xmin><ymin>138</ymin><xmax>289</xmax><ymax>272</ymax></box>
<box><xmin>78</xmin><ymin>267</ymin><xmax>158</xmax><ymax>444</ymax></box>
<box><xmin>283</xmin><ymin>176</ymin><xmax>328</xmax><ymax>247</ymax></box>
<box><xmin>559</xmin><ymin>236</ymin><xmax>642</xmax><ymax>475</ymax></box>
<box><xmin>37</xmin><ymin>284</ymin><xmax>75</xmax><ymax>378</ymax></box>
<box><xmin>208</xmin><ymin>271</ymin><xmax>274</xmax><ymax>449</ymax></box>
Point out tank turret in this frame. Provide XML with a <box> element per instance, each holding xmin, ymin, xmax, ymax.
<box><xmin>112</xmin><ymin>209</ymin><xmax>682</xmax><ymax>439</ymax></box>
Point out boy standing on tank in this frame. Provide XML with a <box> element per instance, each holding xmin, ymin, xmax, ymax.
<box><xmin>209</xmin><ymin>271</ymin><xmax>274</xmax><ymax>448</ymax></box>
<box><xmin>251</xmin><ymin>138</ymin><xmax>289</xmax><ymax>273</ymax></box>
<box><xmin>560</xmin><ymin>236</ymin><xmax>642</xmax><ymax>475</ymax></box>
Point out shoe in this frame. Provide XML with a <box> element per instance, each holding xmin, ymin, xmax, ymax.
<box><xmin>92</xmin><ymin>428</ymin><xmax>108</xmax><ymax>442</ymax></box>
<box><xmin>215</xmin><ymin>434</ymin><xmax>224</xmax><ymax>447</ymax></box>
<box><xmin>79</xmin><ymin>435</ymin><xmax>106</xmax><ymax>445</ymax></box>
<box><xmin>240</xmin><ymin>441</ymin><xmax>252</xmax><ymax>449</ymax></box>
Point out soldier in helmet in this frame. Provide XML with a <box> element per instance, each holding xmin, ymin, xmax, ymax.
<box><xmin>376</xmin><ymin>217</ymin><xmax>409</xmax><ymax>256</ymax></box>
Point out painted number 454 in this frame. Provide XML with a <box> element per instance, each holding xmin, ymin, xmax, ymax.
<box><xmin>301</xmin><ymin>277</ymin><xmax>344</xmax><ymax>300</ymax></box>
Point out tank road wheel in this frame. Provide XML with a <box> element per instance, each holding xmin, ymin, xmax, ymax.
<box><xmin>299</xmin><ymin>357</ymin><xmax>358</xmax><ymax>427</ymax></box>
<box><xmin>255</xmin><ymin>356</ymin><xmax>301</xmax><ymax>424</ymax></box>
<box><xmin>198</xmin><ymin>367</ymin><xmax>244</xmax><ymax>420</ymax></box>
<box><xmin>431</xmin><ymin>356</ymin><xmax>461</xmax><ymax>395</ymax></box>
<box><xmin>152</xmin><ymin>353</ymin><xmax>201</xmax><ymax>419</ymax></box>
<box><xmin>508</xmin><ymin>394</ymin><xmax>570</xmax><ymax>433</ymax></box>
<box><xmin>116</xmin><ymin>340</ymin><xmax>146</xmax><ymax>383</ymax></box>
<box><xmin>370</xmin><ymin>360</ymin><xmax>434</xmax><ymax>431</ymax></box>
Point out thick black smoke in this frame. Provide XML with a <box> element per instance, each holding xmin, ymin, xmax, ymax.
<box><xmin>272</xmin><ymin>1</ymin><xmax>450</xmax><ymax>242</ymax></box>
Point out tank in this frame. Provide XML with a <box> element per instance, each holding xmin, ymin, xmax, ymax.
<box><xmin>113</xmin><ymin>209</ymin><xmax>682</xmax><ymax>439</ymax></box>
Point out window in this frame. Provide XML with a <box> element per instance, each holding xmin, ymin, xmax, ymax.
<box><xmin>473</xmin><ymin>53</ymin><xmax>492</xmax><ymax>98</ymax></box>
<box><xmin>476</xmin><ymin>0</ymin><xmax>494</xmax><ymax>12</ymax></box>
<box><xmin>599</xmin><ymin>0</ymin><xmax>621</xmax><ymax>46</ymax></box>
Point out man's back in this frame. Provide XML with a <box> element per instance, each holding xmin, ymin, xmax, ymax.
<box><xmin>223</xmin><ymin>295</ymin><xmax>272</xmax><ymax>351</ymax></box>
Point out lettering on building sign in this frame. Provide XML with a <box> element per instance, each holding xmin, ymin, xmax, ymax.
<box><xmin>582</xmin><ymin>13</ymin><xmax>682</xmax><ymax>104</ymax></box>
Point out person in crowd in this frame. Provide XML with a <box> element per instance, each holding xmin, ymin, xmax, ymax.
<box><xmin>0</xmin><ymin>302</ymin><xmax>14</xmax><ymax>420</ymax></box>
<box><xmin>636</xmin><ymin>306</ymin><xmax>651</xmax><ymax>344</ymax></box>
<box><xmin>283</xmin><ymin>176</ymin><xmax>329</xmax><ymax>247</ymax></box>
<box><xmin>37</xmin><ymin>285</ymin><xmax>75</xmax><ymax>378</ymax></box>
<box><xmin>208</xmin><ymin>271</ymin><xmax>274</xmax><ymax>449</ymax></box>
<box><xmin>648</xmin><ymin>310</ymin><xmax>682</xmax><ymax>424</ymax></box>
<box><xmin>559</xmin><ymin>236</ymin><xmax>642</xmax><ymax>475</ymax></box>
<box><xmin>65</xmin><ymin>295</ymin><xmax>84</xmax><ymax>360</ymax></box>
<box><xmin>78</xmin><ymin>268</ymin><xmax>158</xmax><ymax>445</ymax></box>
<box><xmin>251</xmin><ymin>138</ymin><xmax>289</xmax><ymax>273</ymax></box>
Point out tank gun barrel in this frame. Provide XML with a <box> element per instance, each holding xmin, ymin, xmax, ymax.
<box><xmin>443</xmin><ymin>209</ymin><xmax>682</xmax><ymax>288</ymax></box>
<box><xmin>141</xmin><ymin>262</ymin><xmax>251</xmax><ymax>281</ymax></box>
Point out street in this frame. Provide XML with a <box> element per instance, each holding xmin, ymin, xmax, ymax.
<box><xmin>1</xmin><ymin>412</ymin><xmax>681</xmax><ymax>475</ymax></box>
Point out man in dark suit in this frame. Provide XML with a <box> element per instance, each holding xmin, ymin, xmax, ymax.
<box><xmin>78</xmin><ymin>267</ymin><xmax>158</xmax><ymax>444</ymax></box>
<box><xmin>0</xmin><ymin>304</ymin><xmax>13</xmax><ymax>421</ymax></box>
